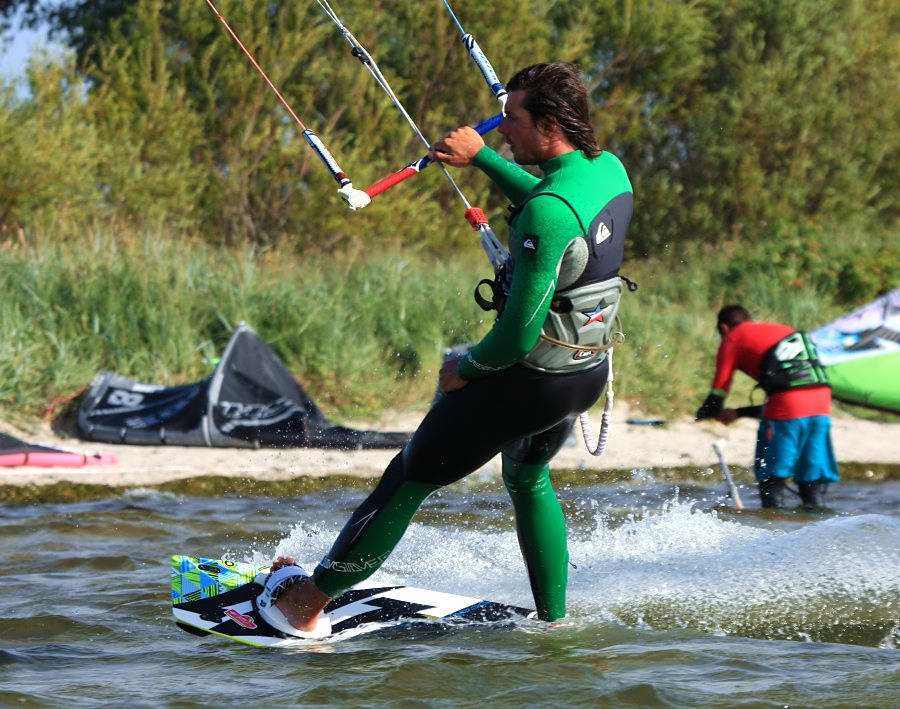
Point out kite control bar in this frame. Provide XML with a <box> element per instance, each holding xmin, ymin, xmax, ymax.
<box><xmin>362</xmin><ymin>113</ymin><xmax>503</xmax><ymax>200</ymax></box>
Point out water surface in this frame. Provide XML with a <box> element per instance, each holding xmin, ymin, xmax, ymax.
<box><xmin>1</xmin><ymin>476</ymin><xmax>897</xmax><ymax>707</ymax></box>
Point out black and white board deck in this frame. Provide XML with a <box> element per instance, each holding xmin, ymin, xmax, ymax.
<box><xmin>171</xmin><ymin>555</ymin><xmax>535</xmax><ymax>648</ymax></box>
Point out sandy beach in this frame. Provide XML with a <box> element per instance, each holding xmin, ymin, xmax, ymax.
<box><xmin>1</xmin><ymin>402</ymin><xmax>896</xmax><ymax>488</ymax></box>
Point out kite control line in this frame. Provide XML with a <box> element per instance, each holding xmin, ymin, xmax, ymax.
<box><xmin>442</xmin><ymin>0</ymin><xmax>508</xmax><ymax>114</ymax></box>
<box><xmin>316</xmin><ymin>0</ymin><xmax>507</xmax><ymax>271</ymax></box>
<box><xmin>204</xmin><ymin>0</ymin><xmax>371</xmax><ymax>209</ymax></box>
<box><xmin>355</xmin><ymin>0</ymin><xmax>512</xmax><ymax>212</ymax></box>
<box><xmin>713</xmin><ymin>440</ymin><xmax>745</xmax><ymax>510</ymax></box>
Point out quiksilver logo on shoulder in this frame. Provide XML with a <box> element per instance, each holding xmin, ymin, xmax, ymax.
<box><xmin>522</xmin><ymin>234</ymin><xmax>539</xmax><ymax>251</ymax></box>
<box><xmin>594</xmin><ymin>223</ymin><xmax>612</xmax><ymax>245</ymax></box>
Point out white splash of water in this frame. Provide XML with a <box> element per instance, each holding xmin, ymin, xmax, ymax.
<box><xmin>261</xmin><ymin>518</ymin><xmax>532</xmax><ymax>603</ymax></box>
<box><xmin>255</xmin><ymin>495</ymin><xmax>900</xmax><ymax>641</ymax></box>
<box><xmin>566</xmin><ymin>500</ymin><xmax>900</xmax><ymax>641</ymax></box>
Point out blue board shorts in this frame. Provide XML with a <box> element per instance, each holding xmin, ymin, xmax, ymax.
<box><xmin>754</xmin><ymin>415</ymin><xmax>840</xmax><ymax>484</ymax></box>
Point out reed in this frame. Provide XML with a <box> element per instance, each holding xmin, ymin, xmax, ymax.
<box><xmin>0</xmin><ymin>223</ymin><xmax>894</xmax><ymax>426</ymax></box>
<box><xmin>0</xmin><ymin>227</ymin><xmax>490</xmax><ymax>423</ymax></box>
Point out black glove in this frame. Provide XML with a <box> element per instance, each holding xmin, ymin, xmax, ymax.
<box><xmin>695</xmin><ymin>393</ymin><xmax>724</xmax><ymax>420</ymax></box>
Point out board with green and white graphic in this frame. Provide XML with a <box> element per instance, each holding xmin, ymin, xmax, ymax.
<box><xmin>171</xmin><ymin>555</ymin><xmax>534</xmax><ymax>648</ymax></box>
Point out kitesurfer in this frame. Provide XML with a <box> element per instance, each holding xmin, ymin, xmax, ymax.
<box><xmin>258</xmin><ymin>62</ymin><xmax>633</xmax><ymax>638</ymax></box>
<box><xmin>695</xmin><ymin>304</ymin><xmax>840</xmax><ymax>509</ymax></box>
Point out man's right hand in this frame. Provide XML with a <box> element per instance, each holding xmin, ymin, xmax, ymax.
<box><xmin>716</xmin><ymin>409</ymin><xmax>739</xmax><ymax>425</ymax></box>
<box><xmin>439</xmin><ymin>355</ymin><xmax>470</xmax><ymax>393</ymax></box>
<box><xmin>695</xmin><ymin>392</ymin><xmax>725</xmax><ymax>420</ymax></box>
<box><xmin>430</xmin><ymin>126</ymin><xmax>484</xmax><ymax>167</ymax></box>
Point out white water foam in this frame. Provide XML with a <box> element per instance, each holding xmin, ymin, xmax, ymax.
<box><xmin>257</xmin><ymin>496</ymin><xmax>899</xmax><ymax>641</ymax></box>
<box><xmin>566</xmin><ymin>499</ymin><xmax>900</xmax><ymax>640</ymax></box>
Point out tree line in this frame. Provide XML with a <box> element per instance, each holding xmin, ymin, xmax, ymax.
<box><xmin>1</xmin><ymin>0</ymin><xmax>897</xmax><ymax>272</ymax></box>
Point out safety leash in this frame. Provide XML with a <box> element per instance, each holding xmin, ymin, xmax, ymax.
<box><xmin>577</xmin><ymin>351</ymin><xmax>616</xmax><ymax>456</ymax></box>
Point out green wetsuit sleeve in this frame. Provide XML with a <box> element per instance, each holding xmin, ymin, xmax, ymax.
<box><xmin>457</xmin><ymin>195</ymin><xmax>581</xmax><ymax>379</ymax></box>
<box><xmin>472</xmin><ymin>146</ymin><xmax>539</xmax><ymax>204</ymax></box>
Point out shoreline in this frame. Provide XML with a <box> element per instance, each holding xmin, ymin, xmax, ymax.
<box><xmin>1</xmin><ymin>403</ymin><xmax>897</xmax><ymax>491</ymax></box>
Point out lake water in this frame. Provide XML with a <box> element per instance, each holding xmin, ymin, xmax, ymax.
<box><xmin>1</xmin><ymin>475</ymin><xmax>897</xmax><ymax>707</ymax></box>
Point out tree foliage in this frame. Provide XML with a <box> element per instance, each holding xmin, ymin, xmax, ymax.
<box><xmin>0</xmin><ymin>0</ymin><xmax>896</xmax><ymax>278</ymax></box>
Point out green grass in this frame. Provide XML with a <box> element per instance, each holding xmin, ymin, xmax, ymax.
<box><xmin>0</xmin><ymin>227</ymin><xmax>491</xmax><ymax>425</ymax></box>
<box><xmin>0</xmin><ymin>223</ymin><xmax>895</xmax><ymax>430</ymax></box>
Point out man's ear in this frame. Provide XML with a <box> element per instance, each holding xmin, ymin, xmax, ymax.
<box><xmin>538</xmin><ymin>115</ymin><xmax>558</xmax><ymax>135</ymax></box>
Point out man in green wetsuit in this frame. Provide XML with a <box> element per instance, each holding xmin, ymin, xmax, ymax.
<box><xmin>256</xmin><ymin>63</ymin><xmax>634</xmax><ymax>638</ymax></box>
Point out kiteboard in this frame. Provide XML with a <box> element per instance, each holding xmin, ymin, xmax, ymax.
<box><xmin>171</xmin><ymin>555</ymin><xmax>535</xmax><ymax>647</ymax></box>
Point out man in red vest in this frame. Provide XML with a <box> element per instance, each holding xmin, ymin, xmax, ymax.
<box><xmin>695</xmin><ymin>304</ymin><xmax>839</xmax><ymax>509</ymax></box>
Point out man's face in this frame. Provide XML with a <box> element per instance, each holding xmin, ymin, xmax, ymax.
<box><xmin>498</xmin><ymin>89</ymin><xmax>553</xmax><ymax>165</ymax></box>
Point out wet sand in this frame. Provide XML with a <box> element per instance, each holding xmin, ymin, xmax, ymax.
<box><xmin>1</xmin><ymin>403</ymin><xmax>896</xmax><ymax>488</ymax></box>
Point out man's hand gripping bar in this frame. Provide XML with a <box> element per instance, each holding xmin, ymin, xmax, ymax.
<box><xmin>338</xmin><ymin>114</ymin><xmax>503</xmax><ymax>209</ymax></box>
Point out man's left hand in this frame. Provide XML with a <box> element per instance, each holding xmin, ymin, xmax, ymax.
<box><xmin>695</xmin><ymin>392</ymin><xmax>725</xmax><ymax>420</ymax></box>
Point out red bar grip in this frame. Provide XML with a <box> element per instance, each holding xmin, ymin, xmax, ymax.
<box><xmin>465</xmin><ymin>207</ymin><xmax>488</xmax><ymax>230</ymax></box>
<box><xmin>364</xmin><ymin>166</ymin><xmax>419</xmax><ymax>198</ymax></box>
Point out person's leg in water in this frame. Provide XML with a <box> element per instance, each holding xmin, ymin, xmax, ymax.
<box><xmin>754</xmin><ymin>419</ymin><xmax>782</xmax><ymax>508</ymax></box>
<box><xmin>797</xmin><ymin>481</ymin><xmax>828</xmax><ymax>508</ymax></box>
<box><xmin>501</xmin><ymin>416</ymin><xmax>575</xmax><ymax>621</ymax></box>
<box><xmin>271</xmin><ymin>370</ymin><xmax>515</xmax><ymax>630</ymax></box>
<box><xmin>754</xmin><ymin>419</ymin><xmax>794</xmax><ymax>509</ymax></box>
<box><xmin>755</xmin><ymin>418</ymin><xmax>805</xmax><ymax>509</ymax></box>
<box><xmin>758</xmin><ymin>476</ymin><xmax>787</xmax><ymax>509</ymax></box>
<box><xmin>792</xmin><ymin>415</ymin><xmax>840</xmax><ymax>509</ymax></box>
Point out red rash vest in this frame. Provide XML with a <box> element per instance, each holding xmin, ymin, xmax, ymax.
<box><xmin>712</xmin><ymin>321</ymin><xmax>831</xmax><ymax>420</ymax></box>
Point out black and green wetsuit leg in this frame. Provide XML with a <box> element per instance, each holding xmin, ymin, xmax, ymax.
<box><xmin>312</xmin><ymin>360</ymin><xmax>608</xmax><ymax>613</ymax></box>
<box><xmin>501</xmin><ymin>416</ymin><xmax>575</xmax><ymax>621</ymax></box>
<box><xmin>313</xmin><ymin>453</ymin><xmax>439</xmax><ymax>598</ymax></box>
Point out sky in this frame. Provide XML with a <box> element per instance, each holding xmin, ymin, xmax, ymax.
<box><xmin>0</xmin><ymin>15</ymin><xmax>53</xmax><ymax>82</ymax></box>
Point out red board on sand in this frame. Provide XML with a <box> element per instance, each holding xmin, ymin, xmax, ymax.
<box><xmin>0</xmin><ymin>432</ymin><xmax>118</xmax><ymax>468</ymax></box>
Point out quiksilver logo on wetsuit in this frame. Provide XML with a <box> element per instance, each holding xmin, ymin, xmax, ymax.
<box><xmin>594</xmin><ymin>223</ymin><xmax>612</xmax><ymax>245</ymax></box>
<box><xmin>522</xmin><ymin>234</ymin><xmax>539</xmax><ymax>251</ymax></box>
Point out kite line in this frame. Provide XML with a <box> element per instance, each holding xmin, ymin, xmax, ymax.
<box><xmin>315</xmin><ymin>0</ymin><xmax>507</xmax><ymax>271</ymax></box>
<box><xmin>203</xmin><ymin>0</ymin><xmax>371</xmax><ymax>209</ymax></box>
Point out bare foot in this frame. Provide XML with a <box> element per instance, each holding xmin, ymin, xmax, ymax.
<box><xmin>269</xmin><ymin>556</ymin><xmax>331</xmax><ymax>632</ymax></box>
